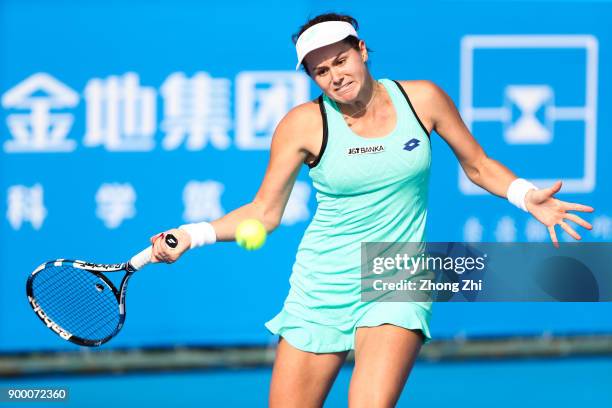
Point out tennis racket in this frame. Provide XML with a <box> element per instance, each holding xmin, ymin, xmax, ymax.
<box><xmin>26</xmin><ymin>234</ymin><xmax>178</xmax><ymax>347</ymax></box>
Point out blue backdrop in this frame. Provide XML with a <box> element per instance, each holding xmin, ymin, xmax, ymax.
<box><xmin>1</xmin><ymin>0</ymin><xmax>611</xmax><ymax>351</ymax></box>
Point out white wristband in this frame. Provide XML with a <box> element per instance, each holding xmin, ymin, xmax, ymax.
<box><xmin>179</xmin><ymin>222</ymin><xmax>217</xmax><ymax>249</ymax></box>
<box><xmin>507</xmin><ymin>178</ymin><xmax>537</xmax><ymax>212</ymax></box>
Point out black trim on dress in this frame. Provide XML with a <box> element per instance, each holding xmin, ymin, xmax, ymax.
<box><xmin>308</xmin><ymin>95</ymin><xmax>329</xmax><ymax>168</ymax></box>
<box><xmin>392</xmin><ymin>79</ymin><xmax>431</xmax><ymax>139</ymax></box>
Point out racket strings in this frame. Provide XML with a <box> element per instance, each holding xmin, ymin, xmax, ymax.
<box><xmin>31</xmin><ymin>264</ymin><xmax>121</xmax><ymax>341</ymax></box>
<box><xmin>34</xmin><ymin>268</ymin><xmax>119</xmax><ymax>339</ymax></box>
<box><xmin>46</xmin><ymin>270</ymin><xmax>120</xmax><ymax>338</ymax></box>
<box><xmin>35</xmin><ymin>267</ymin><xmax>120</xmax><ymax>339</ymax></box>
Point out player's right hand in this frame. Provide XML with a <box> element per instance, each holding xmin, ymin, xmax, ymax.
<box><xmin>149</xmin><ymin>228</ymin><xmax>191</xmax><ymax>263</ymax></box>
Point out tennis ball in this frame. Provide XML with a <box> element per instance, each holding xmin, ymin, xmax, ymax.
<box><xmin>236</xmin><ymin>219</ymin><xmax>267</xmax><ymax>250</ymax></box>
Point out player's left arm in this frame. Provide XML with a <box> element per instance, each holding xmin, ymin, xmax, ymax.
<box><xmin>400</xmin><ymin>80</ymin><xmax>594</xmax><ymax>246</ymax></box>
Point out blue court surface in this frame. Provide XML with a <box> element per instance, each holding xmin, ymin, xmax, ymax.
<box><xmin>1</xmin><ymin>357</ymin><xmax>611</xmax><ymax>407</ymax></box>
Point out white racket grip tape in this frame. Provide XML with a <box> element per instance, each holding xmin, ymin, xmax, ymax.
<box><xmin>129</xmin><ymin>246</ymin><xmax>153</xmax><ymax>271</ymax></box>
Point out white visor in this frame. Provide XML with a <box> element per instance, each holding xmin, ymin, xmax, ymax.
<box><xmin>295</xmin><ymin>21</ymin><xmax>358</xmax><ymax>70</ymax></box>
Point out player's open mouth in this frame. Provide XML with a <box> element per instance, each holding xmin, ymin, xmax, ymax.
<box><xmin>336</xmin><ymin>81</ymin><xmax>354</xmax><ymax>94</ymax></box>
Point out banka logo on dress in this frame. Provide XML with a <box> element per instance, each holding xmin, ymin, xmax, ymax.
<box><xmin>347</xmin><ymin>145</ymin><xmax>385</xmax><ymax>155</ymax></box>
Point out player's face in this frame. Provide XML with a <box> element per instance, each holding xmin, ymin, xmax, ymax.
<box><xmin>305</xmin><ymin>40</ymin><xmax>369</xmax><ymax>104</ymax></box>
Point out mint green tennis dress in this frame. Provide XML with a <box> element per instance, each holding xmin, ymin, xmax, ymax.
<box><xmin>265</xmin><ymin>79</ymin><xmax>432</xmax><ymax>353</ymax></box>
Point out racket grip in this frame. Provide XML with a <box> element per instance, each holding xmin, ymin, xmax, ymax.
<box><xmin>129</xmin><ymin>247</ymin><xmax>153</xmax><ymax>271</ymax></box>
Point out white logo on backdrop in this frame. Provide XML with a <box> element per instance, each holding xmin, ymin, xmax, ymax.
<box><xmin>6</xmin><ymin>184</ymin><xmax>47</xmax><ymax>230</ymax></box>
<box><xmin>591</xmin><ymin>215</ymin><xmax>612</xmax><ymax>240</ymax></box>
<box><xmin>84</xmin><ymin>73</ymin><xmax>156</xmax><ymax>151</ymax></box>
<box><xmin>504</xmin><ymin>85</ymin><xmax>554</xmax><ymax>144</ymax></box>
<box><xmin>236</xmin><ymin>72</ymin><xmax>310</xmax><ymax>150</ymax></box>
<box><xmin>95</xmin><ymin>183</ymin><xmax>137</xmax><ymax>228</ymax></box>
<box><xmin>525</xmin><ymin>218</ymin><xmax>548</xmax><ymax>242</ymax></box>
<box><xmin>495</xmin><ymin>216</ymin><xmax>517</xmax><ymax>242</ymax></box>
<box><xmin>3</xmin><ymin>71</ymin><xmax>308</xmax><ymax>153</ymax></box>
<box><xmin>182</xmin><ymin>180</ymin><xmax>225</xmax><ymax>222</ymax></box>
<box><xmin>460</xmin><ymin>35</ymin><xmax>599</xmax><ymax>194</ymax></box>
<box><xmin>161</xmin><ymin>72</ymin><xmax>232</xmax><ymax>151</ymax></box>
<box><xmin>2</xmin><ymin>73</ymin><xmax>79</xmax><ymax>152</ymax></box>
<box><xmin>281</xmin><ymin>181</ymin><xmax>311</xmax><ymax>226</ymax></box>
<box><xmin>462</xmin><ymin>216</ymin><xmax>607</xmax><ymax>242</ymax></box>
<box><xmin>463</xmin><ymin>216</ymin><xmax>483</xmax><ymax>242</ymax></box>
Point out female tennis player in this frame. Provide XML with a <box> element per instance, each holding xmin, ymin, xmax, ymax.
<box><xmin>149</xmin><ymin>13</ymin><xmax>594</xmax><ymax>408</ymax></box>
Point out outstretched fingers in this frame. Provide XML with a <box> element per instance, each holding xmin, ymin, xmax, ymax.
<box><xmin>548</xmin><ymin>225</ymin><xmax>559</xmax><ymax>249</ymax></box>
<box><xmin>559</xmin><ymin>220</ymin><xmax>581</xmax><ymax>240</ymax></box>
<box><xmin>563</xmin><ymin>213</ymin><xmax>593</xmax><ymax>230</ymax></box>
<box><xmin>562</xmin><ymin>201</ymin><xmax>595</xmax><ymax>213</ymax></box>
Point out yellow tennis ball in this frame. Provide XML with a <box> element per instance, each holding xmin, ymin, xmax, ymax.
<box><xmin>236</xmin><ymin>219</ymin><xmax>267</xmax><ymax>250</ymax></box>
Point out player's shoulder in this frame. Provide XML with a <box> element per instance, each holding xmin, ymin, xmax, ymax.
<box><xmin>275</xmin><ymin>98</ymin><xmax>323</xmax><ymax>136</ymax></box>
<box><xmin>394</xmin><ymin>80</ymin><xmax>445</xmax><ymax>101</ymax></box>
<box><xmin>395</xmin><ymin>80</ymin><xmax>453</xmax><ymax>117</ymax></box>
<box><xmin>393</xmin><ymin>80</ymin><xmax>448</xmax><ymax>133</ymax></box>
<box><xmin>283</xmin><ymin>98</ymin><xmax>323</xmax><ymax>125</ymax></box>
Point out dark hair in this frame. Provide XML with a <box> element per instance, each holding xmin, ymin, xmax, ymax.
<box><xmin>293</xmin><ymin>13</ymin><xmax>363</xmax><ymax>73</ymax></box>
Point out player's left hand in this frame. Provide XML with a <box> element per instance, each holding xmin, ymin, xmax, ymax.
<box><xmin>525</xmin><ymin>180</ymin><xmax>594</xmax><ymax>248</ymax></box>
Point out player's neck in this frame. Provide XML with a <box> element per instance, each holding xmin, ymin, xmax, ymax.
<box><xmin>340</xmin><ymin>76</ymin><xmax>379</xmax><ymax>119</ymax></box>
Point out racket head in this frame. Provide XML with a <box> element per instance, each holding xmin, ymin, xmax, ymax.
<box><xmin>26</xmin><ymin>259</ymin><xmax>129</xmax><ymax>347</ymax></box>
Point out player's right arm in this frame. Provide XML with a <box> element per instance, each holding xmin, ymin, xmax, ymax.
<box><xmin>150</xmin><ymin>101</ymin><xmax>323</xmax><ymax>263</ymax></box>
<box><xmin>210</xmin><ymin>102</ymin><xmax>321</xmax><ymax>240</ymax></box>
